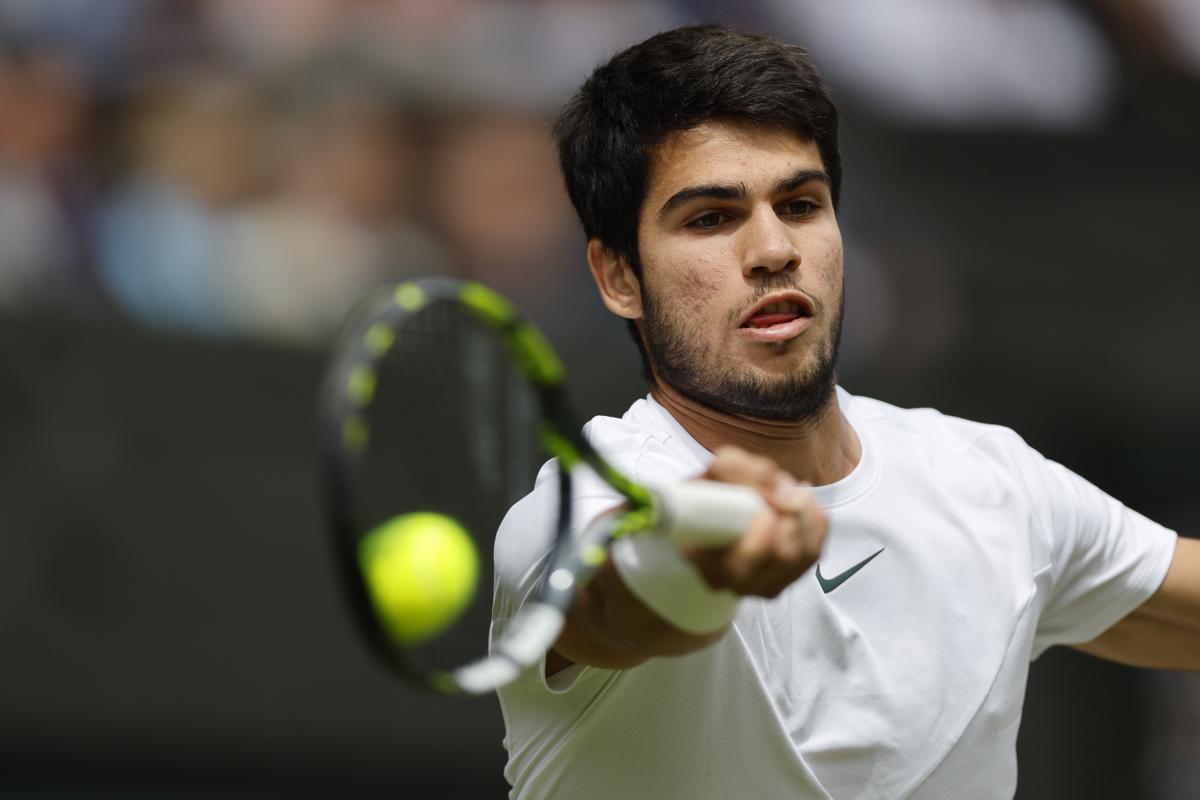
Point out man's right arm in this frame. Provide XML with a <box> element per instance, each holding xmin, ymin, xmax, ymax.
<box><xmin>548</xmin><ymin>446</ymin><xmax>827</xmax><ymax>675</ymax></box>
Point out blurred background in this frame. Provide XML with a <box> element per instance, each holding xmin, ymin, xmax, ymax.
<box><xmin>1</xmin><ymin>0</ymin><xmax>1198</xmax><ymax>797</ymax></box>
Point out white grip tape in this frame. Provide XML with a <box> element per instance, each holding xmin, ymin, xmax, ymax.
<box><xmin>654</xmin><ymin>480</ymin><xmax>765</xmax><ymax>545</ymax></box>
<box><xmin>611</xmin><ymin>534</ymin><xmax>741</xmax><ymax>635</ymax></box>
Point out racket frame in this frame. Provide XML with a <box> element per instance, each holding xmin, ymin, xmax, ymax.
<box><xmin>321</xmin><ymin>278</ymin><xmax>663</xmax><ymax>694</ymax></box>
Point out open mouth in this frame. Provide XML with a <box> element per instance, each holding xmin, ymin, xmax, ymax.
<box><xmin>737</xmin><ymin>293</ymin><xmax>815</xmax><ymax>342</ymax></box>
<box><xmin>742</xmin><ymin>300</ymin><xmax>809</xmax><ymax>328</ymax></box>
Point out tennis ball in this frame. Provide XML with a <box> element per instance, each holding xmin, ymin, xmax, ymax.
<box><xmin>358</xmin><ymin>512</ymin><xmax>479</xmax><ymax>645</ymax></box>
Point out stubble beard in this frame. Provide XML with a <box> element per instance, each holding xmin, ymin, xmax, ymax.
<box><xmin>640</xmin><ymin>284</ymin><xmax>844</xmax><ymax>424</ymax></box>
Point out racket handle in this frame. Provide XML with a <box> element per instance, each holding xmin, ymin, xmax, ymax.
<box><xmin>654</xmin><ymin>480</ymin><xmax>765</xmax><ymax>545</ymax></box>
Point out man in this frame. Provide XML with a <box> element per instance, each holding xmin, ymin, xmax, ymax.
<box><xmin>491</xmin><ymin>24</ymin><xmax>1199</xmax><ymax>799</ymax></box>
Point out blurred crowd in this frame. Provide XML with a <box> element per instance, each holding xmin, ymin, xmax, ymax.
<box><xmin>1</xmin><ymin>0</ymin><xmax>1199</xmax><ymax>347</ymax></box>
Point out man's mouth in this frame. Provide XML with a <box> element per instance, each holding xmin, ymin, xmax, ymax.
<box><xmin>744</xmin><ymin>301</ymin><xmax>807</xmax><ymax>328</ymax></box>
<box><xmin>737</xmin><ymin>292</ymin><xmax>814</xmax><ymax>343</ymax></box>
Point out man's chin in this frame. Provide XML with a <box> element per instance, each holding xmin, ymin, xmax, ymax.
<box><xmin>668</xmin><ymin>366</ymin><xmax>838</xmax><ymax>423</ymax></box>
<box><xmin>640</xmin><ymin>292</ymin><xmax>844</xmax><ymax>423</ymax></box>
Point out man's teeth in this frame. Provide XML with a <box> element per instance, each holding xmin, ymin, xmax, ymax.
<box><xmin>759</xmin><ymin>302</ymin><xmax>801</xmax><ymax>314</ymax></box>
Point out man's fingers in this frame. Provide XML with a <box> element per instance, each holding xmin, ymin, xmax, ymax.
<box><xmin>771</xmin><ymin>485</ymin><xmax>826</xmax><ymax>559</ymax></box>
<box><xmin>685</xmin><ymin>508</ymin><xmax>774</xmax><ymax>589</ymax></box>
<box><xmin>770</xmin><ymin>479</ymin><xmax>812</xmax><ymax>514</ymax></box>
<box><xmin>687</xmin><ymin>445</ymin><xmax>829</xmax><ymax>598</ymax></box>
<box><xmin>752</xmin><ymin>504</ymin><xmax>828</xmax><ymax>596</ymax></box>
<box><xmin>706</xmin><ymin>446</ymin><xmax>813</xmax><ymax>520</ymax></box>
<box><xmin>685</xmin><ymin>493</ymin><xmax>827</xmax><ymax>597</ymax></box>
<box><xmin>706</xmin><ymin>446</ymin><xmax>787</xmax><ymax>495</ymax></box>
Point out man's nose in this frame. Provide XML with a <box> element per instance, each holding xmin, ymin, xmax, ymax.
<box><xmin>741</xmin><ymin>208</ymin><xmax>800</xmax><ymax>277</ymax></box>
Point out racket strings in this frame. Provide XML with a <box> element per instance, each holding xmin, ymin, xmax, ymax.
<box><xmin>354</xmin><ymin>300</ymin><xmax>547</xmax><ymax>673</ymax></box>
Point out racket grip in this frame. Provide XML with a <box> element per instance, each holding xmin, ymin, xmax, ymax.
<box><xmin>654</xmin><ymin>480</ymin><xmax>765</xmax><ymax>545</ymax></box>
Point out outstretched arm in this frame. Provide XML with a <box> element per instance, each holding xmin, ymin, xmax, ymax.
<box><xmin>1074</xmin><ymin>536</ymin><xmax>1200</xmax><ymax>670</ymax></box>
<box><xmin>548</xmin><ymin>446</ymin><xmax>827</xmax><ymax>675</ymax></box>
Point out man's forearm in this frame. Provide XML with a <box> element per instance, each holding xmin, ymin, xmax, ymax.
<box><xmin>551</xmin><ymin>560</ymin><xmax>726</xmax><ymax>673</ymax></box>
<box><xmin>547</xmin><ymin>446</ymin><xmax>826</xmax><ymax>676</ymax></box>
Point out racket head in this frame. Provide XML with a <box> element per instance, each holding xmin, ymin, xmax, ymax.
<box><xmin>321</xmin><ymin>279</ymin><xmax>586</xmax><ymax>693</ymax></box>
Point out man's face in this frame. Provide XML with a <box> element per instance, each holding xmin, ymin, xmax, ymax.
<box><xmin>634</xmin><ymin>121</ymin><xmax>844</xmax><ymax>421</ymax></box>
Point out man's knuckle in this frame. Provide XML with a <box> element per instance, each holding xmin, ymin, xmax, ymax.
<box><xmin>750</xmin><ymin>460</ymin><xmax>777</xmax><ymax>483</ymax></box>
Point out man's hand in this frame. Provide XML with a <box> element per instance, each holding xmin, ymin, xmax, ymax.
<box><xmin>548</xmin><ymin>445</ymin><xmax>827</xmax><ymax>676</ymax></box>
<box><xmin>684</xmin><ymin>445</ymin><xmax>827</xmax><ymax>598</ymax></box>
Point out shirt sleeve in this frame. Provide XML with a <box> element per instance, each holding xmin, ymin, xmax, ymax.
<box><xmin>491</xmin><ymin>412</ymin><xmax>709</xmax><ymax>693</ymax></box>
<box><xmin>491</xmin><ymin>458</ymin><xmax>626</xmax><ymax>693</ymax></box>
<box><xmin>1010</xmin><ymin>439</ymin><xmax>1179</xmax><ymax>658</ymax></box>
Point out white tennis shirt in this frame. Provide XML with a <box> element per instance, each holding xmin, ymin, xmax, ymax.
<box><xmin>491</xmin><ymin>389</ymin><xmax>1177</xmax><ymax>799</ymax></box>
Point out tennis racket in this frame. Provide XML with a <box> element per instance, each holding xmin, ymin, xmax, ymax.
<box><xmin>320</xmin><ymin>277</ymin><xmax>763</xmax><ymax>695</ymax></box>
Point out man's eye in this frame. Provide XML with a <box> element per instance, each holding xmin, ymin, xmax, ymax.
<box><xmin>688</xmin><ymin>212</ymin><xmax>728</xmax><ymax>230</ymax></box>
<box><xmin>782</xmin><ymin>200</ymin><xmax>817</xmax><ymax>217</ymax></box>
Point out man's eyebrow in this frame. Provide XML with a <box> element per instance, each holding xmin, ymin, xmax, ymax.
<box><xmin>657</xmin><ymin>169</ymin><xmax>831</xmax><ymax>221</ymax></box>
<box><xmin>772</xmin><ymin>168</ymin><xmax>830</xmax><ymax>196</ymax></box>
<box><xmin>658</xmin><ymin>182</ymin><xmax>746</xmax><ymax>221</ymax></box>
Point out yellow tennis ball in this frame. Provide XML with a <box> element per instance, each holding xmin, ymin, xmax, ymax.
<box><xmin>358</xmin><ymin>512</ymin><xmax>479</xmax><ymax>645</ymax></box>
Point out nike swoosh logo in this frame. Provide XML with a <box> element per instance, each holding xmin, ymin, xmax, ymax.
<box><xmin>815</xmin><ymin>548</ymin><xmax>885</xmax><ymax>594</ymax></box>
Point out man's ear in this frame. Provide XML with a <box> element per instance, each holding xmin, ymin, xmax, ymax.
<box><xmin>587</xmin><ymin>239</ymin><xmax>642</xmax><ymax>320</ymax></box>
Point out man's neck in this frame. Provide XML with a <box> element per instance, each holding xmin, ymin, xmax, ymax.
<box><xmin>649</xmin><ymin>380</ymin><xmax>861</xmax><ymax>486</ymax></box>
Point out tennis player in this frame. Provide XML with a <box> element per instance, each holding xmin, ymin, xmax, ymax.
<box><xmin>492</xmin><ymin>24</ymin><xmax>1199</xmax><ymax>799</ymax></box>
